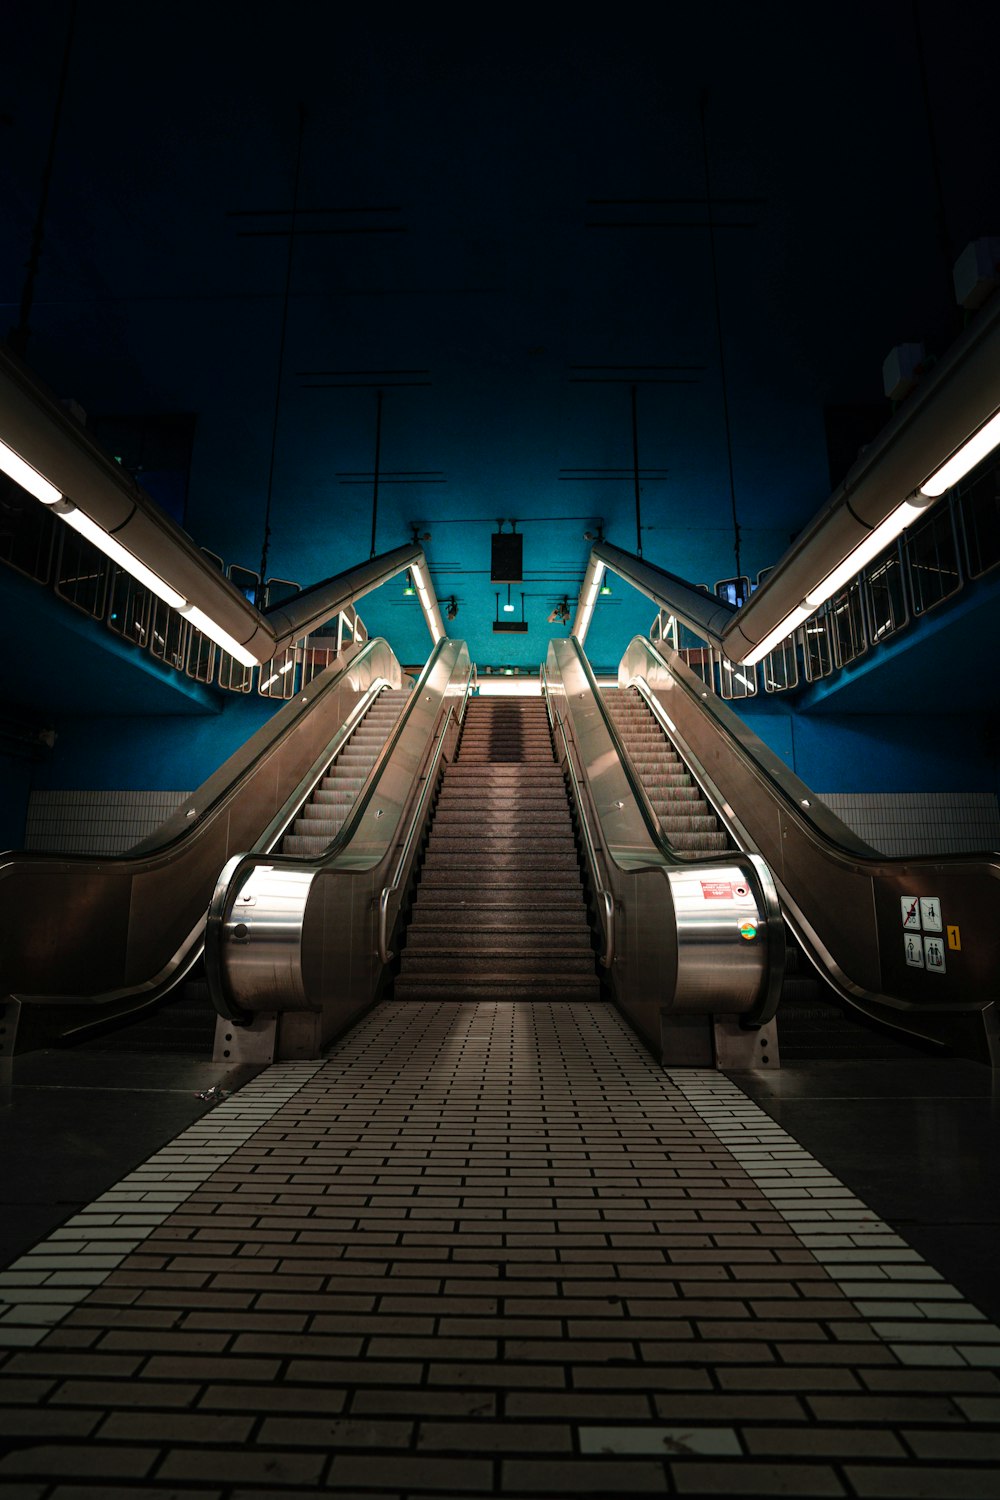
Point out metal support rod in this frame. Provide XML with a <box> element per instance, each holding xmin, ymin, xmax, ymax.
<box><xmin>257</xmin><ymin>103</ymin><xmax>307</xmax><ymax>605</ymax></box>
<box><xmin>370</xmin><ymin>388</ymin><xmax>383</xmax><ymax>558</ymax></box>
<box><xmin>9</xmin><ymin>0</ymin><xmax>77</xmax><ymax>358</ymax></box>
<box><xmin>700</xmin><ymin>91</ymin><xmax>742</xmax><ymax>580</ymax></box>
<box><xmin>911</xmin><ymin>0</ymin><xmax>955</xmax><ymax>316</ymax></box>
<box><xmin>631</xmin><ymin>383</ymin><xmax>642</xmax><ymax>558</ymax></box>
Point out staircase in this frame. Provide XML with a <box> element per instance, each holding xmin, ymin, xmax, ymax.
<box><xmin>602</xmin><ymin>686</ymin><xmax>732</xmax><ymax>859</ymax></box>
<box><xmin>280</xmin><ymin>688</ymin><xmax>408</xmax><ymax>857</ymax></box>
<box><xmin>394</xmin><ymin>696</ymin><xmax>601</xmax><ymax>1001</ymax></box>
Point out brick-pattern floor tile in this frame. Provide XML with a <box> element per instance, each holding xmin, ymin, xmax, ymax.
<box><xmin>1</xmin><ymin>999</ymin><xmax>998</xmax><ymax>1496</ymax></box>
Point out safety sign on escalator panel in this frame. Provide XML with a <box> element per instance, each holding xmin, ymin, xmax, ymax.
<box><xmin>900</xmin><ymin>894</ymin><xmax>947</xmax><ymax>974</ymax></box>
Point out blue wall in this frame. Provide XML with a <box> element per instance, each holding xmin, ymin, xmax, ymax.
<box><xmin>737</xmin><ymin>699</ymin><xmax>999</xmax><ymax>795</ymax></box>
<box><xmin>30</xmin><ymin>694</ymin><xmax>280</xmax><ymax>794</ymax></box>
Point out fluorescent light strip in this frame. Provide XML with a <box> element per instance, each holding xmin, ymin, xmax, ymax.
<box><xmin>742</xmin><ymin>605</ymin><xmax>813</xmax><ymax>666</ymax></box>
<box><xmin>804</xmin><ymin>497</ymin><xmax>929</xmax><ymax>608</ymax></box>
<box><xmin>180</xmin><ymin>603</ymin><xmax>258</xmax><ymax>667</ymax></box>
<box><xmin>575</xmin><ymin>564</ymin><xmax>605</xmax><ymax>640</ymax></box>
<box><xmin>920</xmin><ymin>408</ymin><xmax>1000</xmax><ymax>497</ymax></box>
<box><xmin>0</xmin><ymin>437</ymin><xmax>62</xmax><ymax>504</ymax></box>
<box><xmin>60</xmin><ymin>506</ymin><xmax>188</xmax><ymax>610</ymax></box>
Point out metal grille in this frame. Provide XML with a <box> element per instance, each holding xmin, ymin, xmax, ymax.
<box><xmin>718</xmin><ymin>653</ymin><xmax>757</xmax><ymax>698</ymax></box>
<box><xmin>0</xmin><ymin>478</ymin><xmax>55</xmax><ymax>583</ymax></box>
<box><xmin>959</xmin><ymin>461</ymin><xmax>1000</xmax><ymax>579</ymax></box>
<box><xmin>54</xmin><ymin>529</ymin><xmax>109</xmax><ymax>619</ymax></box>
<box><xmin>258</xmin><ymin>646</ymin><xmax>299</xmax><ymax>699</ymax></box>
<box><xmin>865</xmin><ymin>543</ymin><xmax>908</xmax><ymax>646</ymax></box>
<box><xmin>761</xmin><ymin>635</ymin><xmax>799</xmax><ymax>693</ymax></box>
<box><xmin>829</xmin><ymin>579</ymin><xmax>867</xmax><ymax>669</ymax></box>
<box><xmin>106</xmin><ymin>568</ymin><xmax>151</xmax><ymax>647</ymax></box>
<box><xmin>802</xmin><ymin>609</ymin><xmax>834</xmax><ymax>681</ymax></box>
<box><xmin>185</xmin><ymin>624</ymin><xmax>216</xmax><ymax>683</ymax></box>
<box><xmin>906</xmin><ymin>502</ymin><xmax>962</xmax><ymax>616</ymax></box>
<box><xmin>149</xmin><ymin>599</ymin><xmax>187</xmax><ymax>669</ymax></box>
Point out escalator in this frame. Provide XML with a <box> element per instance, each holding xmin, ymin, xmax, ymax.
<box><xmin>280</xmin><ymin>690</ymin><xmax>408</xmax><ymax>856</ymax></box>
<box><xmin>0</xmin><ymin>636</ymin><xmax>417</xmax><ymax>1052</ymax></box>
<box><xmin>602</xmin><ymin>683</ymin><xmax>936</xmax><ymax>1062</ymax></box>
<box><xmin>604</xmin><ymin>634</ymin><xmax>1000</xmax><ymax>1065</ymax></box>
<box><xmin>602</xmin><ymin>686</ymin><xmax>732</xmax><ymax>857</ymax></box>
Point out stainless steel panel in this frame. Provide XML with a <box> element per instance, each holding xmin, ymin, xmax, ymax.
<box><xmin>206</xmin><ymin>639</ymin><xmax>473</xmax><ymax>1054</ymax></box>
<box><xmin>618</xmin><ymin>633</ymin><xmax>1000</xmax><ymax>1059</ymax></box>
<box><xmin>543</xmin><ymin>637</ymin><xmax>784</xmax><ymax>1054</ymax></box>
<box><xmin>0</xmin><ymin>636</ymin><xmax>404</xmax><ymax>1044</ymax></box>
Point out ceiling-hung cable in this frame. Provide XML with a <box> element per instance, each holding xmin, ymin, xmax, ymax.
<box><xmin>257</xmin><ymin>103</ymin><xmax>307</xmax><ymax>607</ymax></box>
<box><xmin>700</xmin><ymin>90</ymin><xmax>742</xmax><ymax>581</ymax></box>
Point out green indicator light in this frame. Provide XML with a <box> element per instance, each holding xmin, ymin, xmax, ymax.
<box><xmin>739</xmin><ymin>921</ymin><xmax>758</xmax><ymax>941</ymax></box>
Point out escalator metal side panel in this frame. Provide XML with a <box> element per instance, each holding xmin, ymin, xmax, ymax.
<box><xmin>0</xmin><ymin>638</ymin><xmax>402</xmax><ymax>1016</ymax></box>
<box><xmin>618</xmin><ymin>635</ymin><xmax>1000</xmax><ymax>1060</ymax></box>
<box><xmin>544</xmin><ymin>639</ymin><xmax>784</xmax><ymax>1048</ymax></box>
<box><xmin>207</xmin><ymin>640</ymin><xmax>472</xmax><ymax>1053</ymax></box>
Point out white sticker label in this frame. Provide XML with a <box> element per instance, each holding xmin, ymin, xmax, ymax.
<box><xmin>923</xmin><ymin>935</ymin><xmax>946</xmax><ymax>973</ymax></box>
<box><xmin>904</xmin><ymin>933</ymin><xmax>924</xmax><ymax>968</ymax></box>
<box><xmin>900</xmin><ymin>896</ymin><xmax>921</xmax><ymax>930</ymax></box>
<box><xmin>919</xmin><ymin>897</ymin><xmax>942</xmax><ymax>933</ymax></box>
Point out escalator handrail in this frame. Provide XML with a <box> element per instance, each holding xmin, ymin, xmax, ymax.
<box><xmin>625</xmin><ymin>635</ymin><xmax>1000</xmax><ymax>873</ymax></box>
<box><xmin>560</xmin><ymin>635</ymin><xmax>739</xmax><ymax>869</ymax></box>
<box><xmin>252</xmin><ymin>677</ymin><xmax>394</xmax><ymax>855</ymax></box>
<box><xmin>377</xmin><ymin>658</ymin><xmax>477</xmax><ymax>963</ymax></box>
<box><xmin>0</xmin><ymin>635</ymin><xmax>394</xmax><ymax>875</ymax></box>
<box><xmin>540</xmin><ymin>663</ymin><xmax>615</xmax><ymax>968</ymax></box>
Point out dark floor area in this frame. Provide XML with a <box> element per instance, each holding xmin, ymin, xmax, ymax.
<box><xmin>737</xmin><ymin>1057</ymin><xmax>1000</xmax><ymax>1327</ymax></box>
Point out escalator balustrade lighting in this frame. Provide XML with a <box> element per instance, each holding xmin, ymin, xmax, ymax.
<box><xmin>178</xmin><ymin>603</ymin><xmax>259</xmax><ymax>667</ymax></box>
<box><xmin>742</xmin><ymin>493</ymin><xmax>934</xmax><ymax>666</ymax></box>
<box><xmin>575</xmin><ymin>562</ymin><xmax>606</xmax><ymax>640</ymax></box>
<box><xmin>410</xmin><ymin>561</ymin><xmax>445</xmax><ymax>644</ymax></box>
<box><xmin>59</xmin><ymin>503</ymin><xmax>187</xmax><ymax>611</ymax></box>
<box><xmin>0</xmin><ymin>437</ymin><xmax>62</xmax><ymax>505</ymax></box>
<box><xmin>2</xmin><ymin>430</ymin><xmax>263</xmax><ymax>666</ymax></box>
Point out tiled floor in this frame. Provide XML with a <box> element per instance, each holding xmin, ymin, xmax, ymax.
<box><xmin>1</xmin><ymin>999</ymin><xmax>999</xmax><ymax>1497</ymax></box>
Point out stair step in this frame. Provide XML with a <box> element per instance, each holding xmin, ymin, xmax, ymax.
<box><xmin>419</xmin><ymin>884</ymin><xmax>582</xmax><ymax>901</ymax></box>
<box><xmin>404</xmin><ymin>940</ymin><xmax>594</xmax><ymax>963</ymax></box>
<box><xmin>399</xmin><ymin>952</ymin><xmax>598</xmax><ymax>977</ymax></box>
<box><xmin>410</xmin><ymin>911</ymin><xmax>590</xmax><ymax>930</ymax></box>
<box><xmin>393</xmin><ymin>977</ymin><xmax>601</xmax><ymax>1001</ymax></box>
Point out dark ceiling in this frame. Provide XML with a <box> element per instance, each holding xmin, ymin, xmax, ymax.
<box><xmin>3</xmin><ymin>0</ymin><xmax>998</xmax><ymax>673</ymax></box>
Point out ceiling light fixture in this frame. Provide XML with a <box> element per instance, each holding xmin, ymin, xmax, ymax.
<box><xmin>0</xmin><ymin>437</ymin><xmax>62</xmax><ymax>504</ymax></box>
<box><xmin>503</xmin><ymin>583</ymin><xmax>515</xmax><ymax>612</ymax></box>
<box><xmin>742</xmin><ymin>492</ymin><xmax>936</xmax><ymax>666</ymax></box>
<box><xmin>919</xmin><ymin>407</ymin><xmax>1000</xmax><ymax>497</ymax></box>
<box><xmin>402</xmin><ymin>571</ymin><xmax>416</xmax><ymax>596</ymax></box>
<box><xmin>59</xmin><ymin>504</ymin><xmax>187</xmax><ymax>610</ymax></box>
<box><xmin>575</xmin><ymin>562</ymin><xmax>606</xmax><ymax>640</ymax></box>
<box><xmin>179</xmin><ymin>603</ymin><xmax>259</xmax><ymax>666</ymax></box>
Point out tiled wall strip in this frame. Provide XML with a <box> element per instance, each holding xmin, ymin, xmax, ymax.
<box><xmin>818</xmin><ymin>791</ymin><xmax>1000</xmax><ymax>857</ymax></box>
<box><xmin>0</xmin><ymin>1061</ymin><xmax>323</xmax><ymax>1347</ymax></box>
<box><xmin>26</xmin><ymin>788</ymin><xmax>1000</xmax><ymax>858</ymax></box>
<box><xmin>668</xmin><ymin>1070</ymin><xmax>1000</xmax><ymax>1370</ymax></box>
<box><xmin>24</xmin><ymin>790</ymin><xmax>192</xmax><ymax>855</ymax></box>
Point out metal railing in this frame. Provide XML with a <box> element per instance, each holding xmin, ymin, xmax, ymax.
<box><xmin>651</xmin><ymin>445</ymin><xmax>1000</xmax><ymax>701</ymax></box>
<box><xmin>0</xmin><ymin>488</ymin><xmax>368</xmax><ymax>699</ymax></box>
<box><xmin>540</xmin><ymin>664</ymin><xmax>615</xmax><ymax>968</ymax></box>
<box><xmin>377</xmin><ymin>663</ymin><xmax>477</xmax><ymax>963</ymax></box>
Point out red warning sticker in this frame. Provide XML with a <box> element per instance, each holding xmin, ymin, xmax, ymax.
<box><xmin>700</xmin><ymin>881</ymin><xmax>734</xmax><ymax>900</ymax></box>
